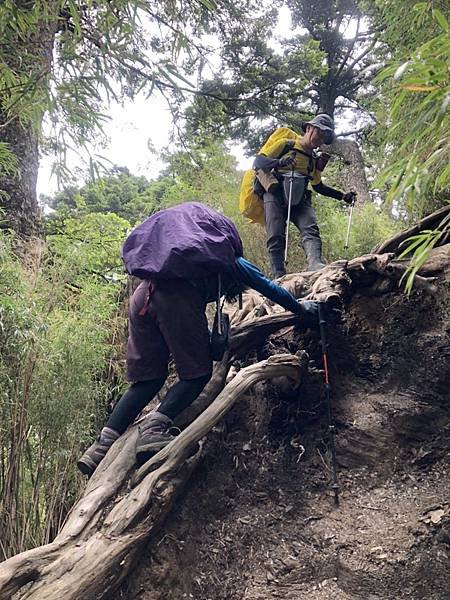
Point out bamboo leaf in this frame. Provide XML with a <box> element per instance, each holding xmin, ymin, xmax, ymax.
<box><xmin>432</xmin><ymin>9</ymin><xmax>449</xmax><ymax>32</ymax></box>
<box><xmin>401</xmin><ymin>84</ymin><xmax>439</xmax><ymax>92</ymax></box>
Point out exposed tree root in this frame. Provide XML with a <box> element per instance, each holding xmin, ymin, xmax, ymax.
<box><xmin>0</xmin><ymin>355</ymin><xmax>303</xmax><ymax>600</ymax></box>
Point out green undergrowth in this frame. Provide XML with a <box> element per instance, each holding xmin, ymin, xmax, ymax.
<box><xmin>0</xmin><ymin>214</ymin><xmax>128</xmax><ymax>556</ymax></box>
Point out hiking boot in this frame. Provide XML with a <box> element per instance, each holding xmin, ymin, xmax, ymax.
<box><xmin>303</xmin><ymin>238</ymin><xmax>326</xmax><ymax>272</ymax></box>
<box><xmin>269</xmin><ymin>250</ymin><xmax>286</xmax><ymax>279</ymax></box>
<box><xmin>77</xmin><ymin>427</ymin><xmax>120</xmax><ymax>477</ymax></box>
<box><xmin>136</xmin><ymin>411</ymin><xmax>178</xmax><ymax>466</ymax></box>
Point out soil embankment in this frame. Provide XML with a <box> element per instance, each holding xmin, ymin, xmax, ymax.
<box><xmin>120</xmin><ymin>283</ymin><xmax>450</xmax><ymax>600</ymax></box>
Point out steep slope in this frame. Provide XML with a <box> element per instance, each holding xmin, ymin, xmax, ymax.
<box><xmin>1</xmin><ymin>235</ymin><xmax>449</xmax><ymax>600</ymax></box>
<box><xmin>120</xmin><ymin>282</ymin><xmax>450</xmax><ymax>600</ymax></box>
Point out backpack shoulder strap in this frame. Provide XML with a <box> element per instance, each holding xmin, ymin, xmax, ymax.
<box><xmin>277</xmin><ymin>139</ymin><xmax>295</xmax><ymax>158</ymax></box>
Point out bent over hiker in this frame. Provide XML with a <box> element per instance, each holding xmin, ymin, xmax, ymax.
<box><xmin>78</xmin><ymin>202</ymin><xmax>319</xmax><ymax>476</ymax></box>
<box><xmin>253</xmin><ymin>114</ymin><xmax>355</xmax><ymax>278</ymax></box>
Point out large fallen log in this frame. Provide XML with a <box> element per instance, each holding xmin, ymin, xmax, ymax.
<box><xmin>1</xmin><ymin>238</ymin><xmax>448</xmax><ymax>600</ymax></box>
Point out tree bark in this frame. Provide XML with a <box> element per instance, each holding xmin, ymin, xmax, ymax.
<box><xmin>0</xmin><ymin>119</ymin><xmax>42</xmax><ymax>236</ymax></box>
<box><xmin>372</xmin><ymin>205</ymin><xmax>450</xmax><ymax>255</ymax></box>
<box><xmin>0</xmin><ymin>3</ymin><xmax>57</xmax><ymax>236</ymax></box>
<box><xmin>326</xmin><ymin>137</ymin><xmax>370</xmax><ymax>203</ymax></box>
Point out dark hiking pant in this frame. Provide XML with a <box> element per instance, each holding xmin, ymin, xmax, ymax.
<box><xmin>105</xmin><ymin>280</ymin><xmax>213</xmax><ymax>433</ymax></box>
<box><xmin>263</xmin><ymin>191</ymin><xmax>322</xmax><ymax>277</ymax></box>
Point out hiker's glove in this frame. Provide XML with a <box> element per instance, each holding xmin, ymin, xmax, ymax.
<box><xmin>297</xmin><ymin>300</ymin><xmax>319</xmax><ymax>328</ymax></box>
<box><xmin>277</xmin><ymin>154</ymin><xmax>296</xmax><ymax>169</ymax></box>
<box><xmin>342</xmin><ymin>191</ymin><xmax>356</xmax><ymax>205</ymax></box>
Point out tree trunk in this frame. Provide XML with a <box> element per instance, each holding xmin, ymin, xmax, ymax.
<box><xmin>317</xmin><ymin>89</ymin><xmax>337</xmax><ymax>117</ymax></box>
<box><xmin>0</xmin><ymin>119</ymin><xmax>42</xmax><ymax>236</ymax></box>
<box><xmin>0</xmin><ymin>211</ymin><xmax>448</xmax><ymax>598</ymax></box>
<box><xmin>314</xmin><ymin>89</ymin><xmax>370</xmax><ymax>203</ymax></box>
<box><xmin>0</xmin><ymin>4</ymin><xmax>57</xmax><ymax>236</ymax></box>
<box><xmin>327</xmin><ymin>137</ymin><xmax>370</xmax><ymax>203</ymax></box>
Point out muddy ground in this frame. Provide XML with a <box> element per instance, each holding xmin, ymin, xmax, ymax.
<box><xmin>118</xmin><ymin>283</ymin><xmax>450</xmax><ymax>600</ymax></box>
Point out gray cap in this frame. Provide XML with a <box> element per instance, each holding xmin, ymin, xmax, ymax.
<box><xmin>302</xmin><ymin>113</ymin><xmax>336</xmax><ymax>144</ymax></box>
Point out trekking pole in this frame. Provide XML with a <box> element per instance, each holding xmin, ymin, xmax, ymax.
<box><xmin>284</xmin><ymin>166</ymin><xmax>295</xmax><ymax>265</ymax></box>
<box><xmin>318</xmin><ymin>303</ymin><xmax>339</xmax><ymax>506</ymax></box>
<box><xmin>344</xmin><ymin>193</ymin><xmax>357</xmax><ymax>249</ymax></box>
<box><xmin>217</xmin><ymin>273</ymin><xmax>222</xmax><ymax>335</ymax></box>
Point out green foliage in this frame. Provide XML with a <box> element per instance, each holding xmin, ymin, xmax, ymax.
<box><xmin>0</xmin><ymin>0</ymin><xmax>226</xmax><ymax>181</ymax></box>
<box><xmin>184</xmin><ymin>0</ymin><xmax>380</xmax><ymax>151</ymax></box>
<box><xmin>376</xmin><ymin>5</ymin><xmax>449</xmax><ymax>215</ymax></box>
<box><xmin>373</xmin><ymin>1</ymin><xmax>449</xmax><ymax>292</ymax></box>
<box><xmin>43</xmin><ymin>167</ymin><xmax>175</xmax><ymax>224</ymax></box>
<box><xmin>46</xmin><ymin>212</ymin><xmax>130</xmax><ymax>283</ymax></box>
<box><xmin>316</xmin><ymin>199</ymin><xmax>401</xmax><ymax>262</ymax></box>
<box><xmin>0</xmin><ymin>214</ymin><xmax>129</xmax><ymax>556</ymax></box>
<box><xmin>0</xmin><ymin>142</ymin><xmax>17</xmax><ymax>177</ymax></box>
<box><xmin>161</xmin><ymin>138</ymin><xmax>242</xmax><ymax>211</ymax></box>
<box><xmin>398</xmin><ymin>210</ymin><xmax>450</xmax><ymax>294</ymax></box>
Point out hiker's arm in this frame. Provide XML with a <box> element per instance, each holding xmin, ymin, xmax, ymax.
<box><xmin>234</xmin><ymin>258</ymin><xmax>303</xmax><ymax>315</ymax></box>
<box><xmin>253</xmin><ymin>139</ymin><xmax>292</xmax><ymax>171</ymax></box>
<box><xmin>312</xmin><ymin>181</ymin><xmax>343</xmax><ymax>200</ymax></box>
<box><xmin>253</xmin><ymin>154</ymin><xmax>281</xmax><ymax>171</ymax></box>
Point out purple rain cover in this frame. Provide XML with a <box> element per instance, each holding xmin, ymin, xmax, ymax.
<box><xmin>121</xmin><ymin>202</ymin><xmax>243</xmax><ymax>279</ymax></box>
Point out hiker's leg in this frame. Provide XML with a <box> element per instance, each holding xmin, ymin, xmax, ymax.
<box><xmin>150</xmin><ymin>280</ymin><xmax>213</xmax><ymax>416</ymax></box>
<box><xmin>136</xmin><ymin>281</ymin><xmax>212</xmax><ymax>463</ymax></box>
<box><xmin>126</xmin><ymin>281</ymin><xmax>170</xmax><ymax>383</ymax></box>
<box><xmin>119</xmin><ymin>280</ymin><xmax>173</xmax><ymax>426</ymax></box>
<box><xmin>291</xmin><ymin>194</ymin><xmax>325</xmax><ymax>271</ymax></box>
<box><xmin>157</xmin><ymin>374</ymin><xmax>211</xmax><ymax>420</ymax></box>
<box><xmin>135</xmin><ymin>374</ymin><xmax>211</xmax><ymax>463</ymax></box>
<box><xmin>78</xmin><ymin>282</ymin><xmax>170</xmax><ymax>476</ymax></box>
<box><xmin>77</xmin><ymin>427</ymin><xmax>120</xmax><ymax>476</ymax></box>
<box><xmin>105</xmin><ymin>379</ymin><xmax>166</xmax><ymax>434</ymax></box>
<box><xmin>264</xmin><ymin>191</ymin><xmax>287</xmax><ymax>278</ymax></box>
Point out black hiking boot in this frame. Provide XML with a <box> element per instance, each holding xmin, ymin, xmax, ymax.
<box><xmin>77</xmin><ymin>427</ymin><xmax>120</xmax><ymax>477</ymax></box>
<box><xmin>136</xmin><ymin>411</ymin><xmax>178</xmax><ymax>466</ymax></box>
<box><xmin>269</xmin><ymin>250</ymin><xmax>286</xmax><ymax>279</ymax></box>
<box><xmin>303</xmin><ymin>238</ymin><xmax>326</xmax><ymax>272</ymax></box>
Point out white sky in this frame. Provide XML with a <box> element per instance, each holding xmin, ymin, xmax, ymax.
<box><xmin>37</xmin><ymin>8</ymin><xmax>364</xmax><ymax>199</ymax></box>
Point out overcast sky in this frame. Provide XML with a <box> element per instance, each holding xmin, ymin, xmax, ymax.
<box><xmin>36</xmin><ymin>8</ymin><xmax>298</xmax><ymax>199</ymax></box>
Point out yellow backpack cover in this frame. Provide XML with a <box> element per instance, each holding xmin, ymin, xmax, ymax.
<box><xmin>239</xmin><ymin>127</ymin><xmax>301</xmax><ymax>225</ymax></box>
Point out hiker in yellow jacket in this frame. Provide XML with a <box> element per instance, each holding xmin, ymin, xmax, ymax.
<box><xmin>253</xmin><ymin>114</ymin><xmax>355</xmax><ymax>277</ymax></box>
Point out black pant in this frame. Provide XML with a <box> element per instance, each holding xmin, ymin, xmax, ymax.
<box><xmin>264</xmin><ymin>191</ymin><xmax>321</xmax><ymax>272</ymax></box>
<box><xmin>105</xmin><ymin>373</ymin><xmax>211</xmax><ymax>434</ymax></box>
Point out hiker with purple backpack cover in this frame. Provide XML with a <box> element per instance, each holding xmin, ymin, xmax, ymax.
<box><xmin>78</xmin><ymin>202</ymin><xmax>319</xmax><ymax>476</ymax></box>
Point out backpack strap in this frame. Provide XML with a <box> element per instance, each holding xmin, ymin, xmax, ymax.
<box><xmin>293</xmin><ymin>148</ymin><xmax>315</xmax><ymax>181</ymax></box>
<box><xmin>277</xmin><ymin>139</ymin><xmax>296</xmax><ymax>158</ymax></box>
<box><xmin>278</xmin><ymin>141</ymin><xmax>316</xmax><ymax>180</ymax></box>
<box><xmin>216</xmin><ymin>273</ymin><xmax>222</xmax><ymax>335</ymax></box>
<box><xmin>138</xmin><ymin>281</ymin><xmax>156</xmax><ymax>316</ymax></box>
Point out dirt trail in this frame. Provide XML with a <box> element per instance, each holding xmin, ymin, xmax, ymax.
<box><xmin>119</xmin><ymin>285</ymin><xmax>450</xmax><ymax>600</ymax></box>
